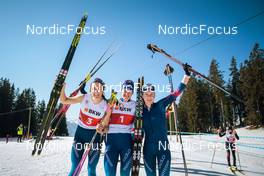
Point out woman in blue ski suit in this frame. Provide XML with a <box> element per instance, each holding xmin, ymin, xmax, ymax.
<box><xmin>99</xmin><ymin>80</ymin><xmax>136</xmax><ymax>176</ymax></box>
<box><xmin>60</xmin><ymin>78</ymin><xmax>111</xmax><ymax>176</ymax></box>
<box><xmin>142</xmin><ymin>64</ymin><xmax>191</xmax><ymax>176</ymax></box>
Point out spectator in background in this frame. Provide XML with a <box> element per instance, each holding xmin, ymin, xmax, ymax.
<box><xmin>17</xmin><ymin>124</ymin><xmax>23</xmax><ymax>142</ymax></box>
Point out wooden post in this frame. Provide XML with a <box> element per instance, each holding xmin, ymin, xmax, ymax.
<box><xmin>27</xmin><ymin>108</ymin><xmax>32</xmax><ymax>139</ymax></box>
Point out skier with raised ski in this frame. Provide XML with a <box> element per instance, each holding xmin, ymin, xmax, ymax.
<box><xmin>141</xmin><ymin>64</ymin><xmax>191</xmax><ymax>176</ymax></box>
<box><xmin>60</xmin><ymin>78</ymin><xmax>112</xmax><ymax>176</ymax></box>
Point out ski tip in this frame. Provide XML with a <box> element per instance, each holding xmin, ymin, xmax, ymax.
<box><xmin>83</xmin><ymin>12</ymin><xmax>88</xmax><ymax>17</ymax></box>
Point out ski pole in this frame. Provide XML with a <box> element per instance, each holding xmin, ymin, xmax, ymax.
<box><xmin>174</xmin><ymin>104</ymin><xmax>188</xmax><ymax>176</ymax></box>
<box><xmin>73</xmin><ymin>132</ymin><xmax>99</xmax><ymax>176</ymax></box>
<box><xmin>164</xmin><ymin>65</ymin><xmax>179</xmax><ymax>140</ymax></box>
<box><xmin>55</xmin><ymin>42</ymin><xmax>119</xmax><ymax>117</ymax></box>
<box><xmin>164</xmin><ymin>64</ymin><xmax>188</xmax><ymax>176</ymax></box>
<box><xmin>147</xmin><ymin>44</ymin><xmax>243</xmax><ymax>103</ymax></box>
<box><xmin>237</xmin><ymin>143</ymin><xmax>242</xmax><ymax>170</ymax></box>
<box><xmin>48</xmin><ymin>43</ymin><xmax>120</xmax><ymax>138</ymax></box>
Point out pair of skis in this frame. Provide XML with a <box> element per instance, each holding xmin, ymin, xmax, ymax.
<box><xmin>32</xmin><ymin>14</ymin><xmax>88</xmax><ymax>156</ymax></box>
<box><xmin>131</xmin><ymin>77</ymin><xmax>144</xmax><ymax>176</ymax></box>
<box><xmin>32</xmin><ymin>13</ymin><xmax>119</xmax><ymax>155</ymax></box>
<box><xmin>229</xmin><ymin>166</ymin><xmax>245</xmax><ymax>176</ymax></box>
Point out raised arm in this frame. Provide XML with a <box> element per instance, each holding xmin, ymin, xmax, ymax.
<box><xmin>218</xmin><ymin>129</ymin><xmax>226</xmax><ymax>137</ymax></box>
<box><xmin>171</xmin><ymin>75</ymin><xmax>190</xmax><ymax>97</ymax></box>
<box><xmin>60</xmin><ymin>83</ymin><xmax>84</xmax><ymax>105</ymax></box>
<box><xmin>160</xmin><ymin>75</ymin><xmax>190</xmax><ymax>108</ymax></box>
<box><xmin>234</xmin><ymin>130</ymin><xmax>239</xmax><ymax>140</ymax></box>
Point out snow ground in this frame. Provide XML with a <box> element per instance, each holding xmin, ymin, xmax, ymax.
<box><xmin>0</xmin><ymin>128</ymin><xmax>264</xmax><ymax>176</ymax></box>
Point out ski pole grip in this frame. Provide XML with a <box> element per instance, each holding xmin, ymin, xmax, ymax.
<box><xmin>147</xmin><ymin>44</ymin><xmax>160</xmax><ymax>52</ymax></box>
<box><xmin>164</xmin><ymin>64</ymin><xmax>174</xmax><ymax>75</ymax></box>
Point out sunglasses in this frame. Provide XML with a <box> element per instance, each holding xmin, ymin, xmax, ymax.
<box><xmin>142</xmin><ymin>85</ymin><xmax>155</xmax><ymax>92</ymax></box>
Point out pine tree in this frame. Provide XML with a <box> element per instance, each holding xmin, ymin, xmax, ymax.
<box><xmin>196</xmin><ymin>80</ymin><xmax>211</xmax><ymax>132</ymax></box>
<box><xmin>14</xmin><ymin>88</ymin><xmax>37</xmax><ymax>136</ymax></box>
<box><xmin>186</xmin><ymin>78</ymin><xmax>199</xmax><ymax>132</ymax></box>
<box><xmin>221</xmin><ymin>84</ymin><xmax>233</xmax><ymax>128</ymax></box>
<box><xmin>178</xmin><ymin>78</ymin><xmax>212</xmax><ymax>132</ymax></box>
<box><xmin>55</xmin><ymin>114</ymin><xmax>69</xmax><ymax>136</ymax></box>
<box><xmin>208</xmin><ymin>59</ymin><xmax>225</xmax><ymax>128</ymax></box>
<box><xmin>0</xmin><ymin>78</ymin><xmax>16</xmax><ymax>137</ymax></box>
<box><xmin>240</xmin><ymin>43</ymin><xmax>264</xmax><ymax>126</ymax></box>
<box><xmin>51</xmin><ymin>104</ymin><xmax>69</xmax><ymax>136</ymax></box>
<box><xmin>228</xmin><ymin>57</ymin><xmax>244</xmax><ymax>126</ymax></box>
<box><xmin>0</xmin><ymin>77</ymin><xmax>69</xmax><ymax>137</ymax></box>
<box><xmin>178</xmin><ymin>94</ymin><xmax>189</xmax><ymax>132</ymax></box>
<box><xmin>0</xmin><ymin>78</ymin><xmax>15</xmax><ymax>113</ymax></box>
<box><xmin>35</xmin><ymin>100</ymin><xmax>46</xmax><ymax>135</ymax></box>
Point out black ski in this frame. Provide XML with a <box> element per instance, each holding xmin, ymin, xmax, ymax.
<box><xmin>131</xmin><ymin>77</ymin><xmax>144</xmax><ymax>176</ymax></box>
<box><xmin>32</xmin><ymin>14</ymin><xmax>88</xmax><ymax>156</ymax></box>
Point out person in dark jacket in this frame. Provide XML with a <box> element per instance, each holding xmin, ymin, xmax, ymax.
<box><xmin>142</xmin><ymin>64</ymin><xmax>191</xmax><ymax>176</ymax></box>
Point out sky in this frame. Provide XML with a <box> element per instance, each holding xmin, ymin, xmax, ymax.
<box><xmin>0</xmin><ymin>0</ymin><xmax>264</xmax><ymax>121</ymax></box>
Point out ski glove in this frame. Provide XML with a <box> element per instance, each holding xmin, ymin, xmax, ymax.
<box><xmin>79</xmin><ymin>82</ymin><xmax>87</xmax><ymax>94</ymax></box>
<box><xmin>183</xmin><ymin>63</ymin><xmax>192</xmax><ymax>76</ymax></box>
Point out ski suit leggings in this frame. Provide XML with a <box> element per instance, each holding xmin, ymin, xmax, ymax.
<box><xmin>143</xmin><ymin>141</ymin><xmax>171</xmax><ymax>176</ymax></box>
<box><xmin>68</xmin><ymin>125</ymin><xmax>102</xmax><ymax>176</ymax></box>
<box><xmin>225</xmin><ymin>142</ymin><xmax>237</xmax><ymax>166</ymax></box>
<box><xmin>104</xmin><ymin>133</ymin><xmax>133</xmax><ymax>176</ymax></box>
